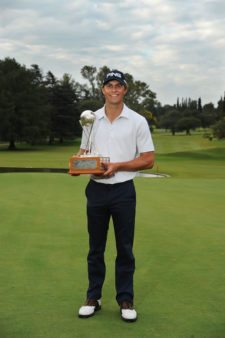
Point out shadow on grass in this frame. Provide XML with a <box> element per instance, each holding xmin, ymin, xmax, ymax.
<box><xmin>0</xmin><ymin>167</ymin><xmax>68</xmax><ymax>173</ymax></box>
<box><xmin>160</xmin><ymin>147</ymin><xmax>225</xmax><ymax>161</ymax></box>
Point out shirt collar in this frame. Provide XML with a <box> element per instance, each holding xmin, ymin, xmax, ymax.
<box><xmin>120</xmin><ymin>104</ymin><xmax>130</xmax><ymax>119</ymax></box>
<box><xmin>97</xmin><ymin>104</ymin><xmax>130</xmax><ymax>120</ymax></box>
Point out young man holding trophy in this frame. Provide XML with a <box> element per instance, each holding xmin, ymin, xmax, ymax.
<box><xmin>77</xmin><ymin>70</ymin><xmax>155</xmax><ymax>322</ymax></box>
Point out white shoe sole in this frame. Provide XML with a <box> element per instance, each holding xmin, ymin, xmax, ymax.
<box><xmin>121</xmin><ymin>309</ymin><xmax>137</xmax><ymax>322</ymax></box>
<box><xmin>78</xmin><ymin>300</ymin><xmax>101</xmax><ymax>318</ymax></box>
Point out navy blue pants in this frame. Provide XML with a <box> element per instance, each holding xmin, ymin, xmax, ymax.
<box><xmin>85</xmin><ymin>179</ymin><xmax>136</xmax><ymax>305</ymax></box>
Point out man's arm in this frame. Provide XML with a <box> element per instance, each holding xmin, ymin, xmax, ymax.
<box><xmin>102</xmin><ymin>151</ymin><xmax>155</xmax><ymax>177</ymax></box>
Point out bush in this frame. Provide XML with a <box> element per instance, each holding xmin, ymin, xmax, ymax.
<box><xmin>212</xmin><ymin>118</ymin><xmax>225</xmax><ymax>139</ymax></box>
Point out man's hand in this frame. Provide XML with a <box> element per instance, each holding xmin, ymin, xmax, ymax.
<box><xmin>96</xmin><ymin>151</ymin><xmax>155</xmax><ymax>179</ymax></box>
<box><xmin>102</xmin><ymin>162</ymin><xmax>118</xmax><ymax>177</ymax></box>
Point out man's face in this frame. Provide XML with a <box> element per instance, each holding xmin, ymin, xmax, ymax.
<box><xmin>102</xmin><ymin>80</ymin><xmax>127</xmax><ymax>105</ymax></box>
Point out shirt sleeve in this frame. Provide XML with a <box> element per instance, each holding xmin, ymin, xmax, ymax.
<box><xmin>136</xmin><ymin>117</ymin><xmax>155</xmax><ymax>153</ymax></box>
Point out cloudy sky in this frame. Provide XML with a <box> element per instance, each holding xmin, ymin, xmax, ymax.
<box><xmin>1</xmin><ymin>0</ymin><xmax>225</xmax><ymax>105</ymax></box>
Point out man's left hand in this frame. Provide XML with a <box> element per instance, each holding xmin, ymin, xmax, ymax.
<box><xmin>102</xmin><ymin>162</ymin><xmax>118</xmax><ymax>177</ymax></box>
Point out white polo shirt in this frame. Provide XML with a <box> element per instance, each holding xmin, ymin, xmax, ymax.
<box><xmin>80</xmin><ymin>104</ymin><xmax>155</xmax><ymax>184</ymax></box>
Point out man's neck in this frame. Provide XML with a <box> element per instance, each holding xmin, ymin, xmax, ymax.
<box><xmin>105</xmin><ymin>102</ymin><xmax>124</xmax><ymax>122</ymax></box>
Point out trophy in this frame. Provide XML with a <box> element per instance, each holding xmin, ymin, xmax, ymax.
<box><xmin>69</xmin><ymin>110</ymin><xmax>110</xmax><ymax>176</ymax></box>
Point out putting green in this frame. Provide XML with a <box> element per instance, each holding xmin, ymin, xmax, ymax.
<box><xmin>0</xmin><ymin>173</ymin><xmax>225</xmax><ymax>338</ymax></box>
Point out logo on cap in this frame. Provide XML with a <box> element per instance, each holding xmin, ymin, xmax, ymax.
<box><xmin>106</xmin><ymin>72</ymin><xmax>122</xmax><ymax>79</ymax></box>
<box><xmin>103</xmin><ymin>70</ymin><xmax>126</xmax><ymax>86</ymax></box>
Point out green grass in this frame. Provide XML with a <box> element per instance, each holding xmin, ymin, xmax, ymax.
<box><xmin>0</xmin><ymin>133</ymin><xmax>225</xmax><ymax>338</ymax></box>
<box><xmin>152</xmin><ymin>133</ymin><xmax>225</xmax><ymax>178</ymax></box>
<box><xmin>0</xmin><ymin>140</ymin><xmax>80</xmax><ymax>168</ymax></box>
<box><xmin>0</xmin><ymin>133</ymin><xmax>224</xmax><ymax>178</ymax></box>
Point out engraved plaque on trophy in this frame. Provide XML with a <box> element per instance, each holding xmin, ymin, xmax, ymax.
<box><xmin>69</xmin><ymin>110</ymin><xmax>110</xmax><ymax>176</ymax></box>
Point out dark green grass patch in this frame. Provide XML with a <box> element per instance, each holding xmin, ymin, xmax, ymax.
<box><xmin>1</xmin><ymin>174</ymin><xmax>225</xmax><ymax>338</ymax></box>
<box><xmin>154</xmin><ymin>147</ymin><xmax>225</xmax><ymax>178</ymax></box>
<box><xmin>166</xmin><ymin>147</ymin><xmax>225</xmax><ymax>160</ymax></box>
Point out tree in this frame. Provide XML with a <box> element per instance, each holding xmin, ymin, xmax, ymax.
<box><xmin>96</xmin><ymin>65</ymin><xmax>110</xmax><ymax>91</ymax></box>
<box><xmin>44</xmin><ymin>71</ymin><xmax>59</xmax><ymax>144</ymax></box>
<box><xmin>123</xmin><ymin>73</ymin><xmax>157</xmax><ymax>114</ymax></box>
<box><xmin>141</xmin><ymin>111</ymin><xmax>157</xmax><ymax>131</ymax></box>
<box><xmin>52</xmin><ymin>73</ymin><xmax>80</xmax><ymax>143</ymax></box>
<box><xmin>23</xmin><ymin>64</ymin><xmax>50</xmax><ymax>145</ymax></box>
<box><xmin>159</xmin><ymin>108</ymin><xmax>180</xmax><ymax>135</ymax></box>
<box><xmin>0</xmin><ymin>58</ymin><xmax>49</xmax><ymax>149</ymax></box>
<box><xmin>176</xmin><ymin>116</ymin><xmax>201</xmax><ymax>135</ymax></box>
<box><xmin>200</xmin><ymin>103</ymin><xmax>217</xmax><ymax>128</ymax></box>
<box><xmin>212</xmin><ymin>118</ymin><xmax>225</xmax><ymax>139</ymax></box>
<box><xmin>79</xmin><ymin>65</ymin><xmax>158</xmax><ymax>115</ymax></box>
<box><xmin>78</xmin><ymin>98</ymin><xmax>103</xmax><ymax>114</ymax></box>
<box><xmin>197</xmin><ymin>97</ymin><xmax>202</xmax><ymax>113</ymax></box>
<box><xmin>216</xmin><ymin>94</ymin><xmax>225</xmax><ymax>120</ymax></box>
<box><xmin>81</xmin><ymin>65</ymin><xmax>97</xmax><ymax>98</ymax></box>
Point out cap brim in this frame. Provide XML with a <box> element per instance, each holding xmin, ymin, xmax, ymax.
<box><xmin>103</xmin><ymin>78</ymin><xmax>126</xmax><ymax>86</ymax></box>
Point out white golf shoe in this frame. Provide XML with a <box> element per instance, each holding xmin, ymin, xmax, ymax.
<box><xmin>120</xmin><ymin>301</ymin><xmax>137</xmax><ymax>322</ymax></box>
<box><xmin>78</xmin><ymin>299</ymin><xmax>101</xmax><ymax>318</ymax></box>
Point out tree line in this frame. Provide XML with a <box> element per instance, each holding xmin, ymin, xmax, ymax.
<box><xmin>0</xmin><ymin>57</ymin><xmax>224</xmax><ymax>149</ymax></box>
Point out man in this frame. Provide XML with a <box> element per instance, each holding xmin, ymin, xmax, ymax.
<box><xmin>78</xmin><ymin>70</ymin><xmax>155</xmax><ymax>322</ymax></box>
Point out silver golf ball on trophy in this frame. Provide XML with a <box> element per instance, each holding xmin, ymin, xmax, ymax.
<box><xmin>69</xmin><ymin>110</ymin><xmax>110</xmax><ymax>176</ymax></box>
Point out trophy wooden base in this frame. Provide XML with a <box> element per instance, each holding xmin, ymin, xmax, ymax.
<box><xmin>69</xmin><ymin>156</ymin><xmax>110</xmax><ymax>176</ymax></box>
